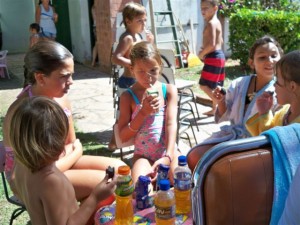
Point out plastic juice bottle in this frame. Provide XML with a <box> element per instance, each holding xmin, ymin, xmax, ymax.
<box><xmin>115</xmin><ymin>165</ymin><xmax>134</xmax><ymax>225</ymax></box>
<box><xmin>154</xmin><ymin>179</ymin><xmax>176</xmax><ymax>225</ymax></box>
<box><xmin>156</xmin><ymin>164</ymin><xmax>170</xmax><ymax>191</ymax></box>
<box><xmin>174</xmin><ymin>155</ymin><xmax>192</xmax><ymax>214</ymax></box>
<box><xmin>135</xmin><ymin>175</ymin><xmax>151</xmax><ymax>210</ymax></box>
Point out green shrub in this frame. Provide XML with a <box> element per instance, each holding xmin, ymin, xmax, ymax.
<box><xmin>228</xmin><ymin>9</ymin><xmax>300</xmax><ymax>68</ymax></box>
<box><xmin>218</xmin><ymin>0</ymin><xmax>300</xmax><ymax>17</ymax></box>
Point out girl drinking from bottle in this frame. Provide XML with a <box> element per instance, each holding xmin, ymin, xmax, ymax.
<box><xmin>117</xmin><ymin>41</ymin><xmax>180</xmax><ymax>191</ymax></box>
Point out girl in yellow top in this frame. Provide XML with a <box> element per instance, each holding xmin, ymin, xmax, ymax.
<box><xmin>246</xmin><ymin>50</ymin><xmax>300</xmax><ymax>136</ymax></box>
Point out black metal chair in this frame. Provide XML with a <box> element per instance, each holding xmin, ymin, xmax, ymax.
<box><xmin>159</xmin><ymin>49</ymin><xmax>199</xmax><ymax>147</ymax></box>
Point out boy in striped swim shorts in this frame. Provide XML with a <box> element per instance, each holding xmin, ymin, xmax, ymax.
<box><xmin>199</xmin><ymin>0</ymin><xmax>225</xmax><ymax>116</ymax></box>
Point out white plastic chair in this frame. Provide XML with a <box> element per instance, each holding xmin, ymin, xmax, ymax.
<box><xmin>0</xmin><ymin>50</ymin><xmax>10</xmax><ymax>79</ymax></box>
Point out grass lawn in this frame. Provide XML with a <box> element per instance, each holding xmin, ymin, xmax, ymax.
<box><xmin>0</xmin><ymin>58</ymin><xmax>249</xmax><ymax>224</ymax></box>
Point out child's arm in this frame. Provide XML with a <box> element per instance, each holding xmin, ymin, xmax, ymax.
<box><xmin>54</xmin><ymin>96</ymin><xmax>83</xmax><ymax>172</ymax></box>
<box><xmin>56</xmin><ymin>139</ymin><xmax>83</xmax><ymax>172</ymax></box>
<box><xmin>118</xmin><ymin>90</ymin><xmax>159</xmax><ymax>142</ymax></box>
<box><xmin>111</xmin><ymin>36</ymin><xmax>134</xmax><ymax>68</ymax></box>
<box><xmin>35</xmin><ymin>5</ymin><xmax>41</xmax><ymax>23</ymax></box>
<box><xmin>199</xmin><ymin>22</ymin><xmax>217</xmax><ymax>61</ymax></box>
<box><xmin>52</xmin><ymin>7</ymin><xmax>58</xmax><ymax>23</ymax></box>
<box><xmin>212</xmin><ymin>86</ymin><xmax>227</xmax><ymax>116</ymax></box>
<box><xmin>43</xmin><ymin>173</ymin><xmax>116</xmax><ymax>225</ymax></box>
<box><xmin>161</xmin><ymin>84</ymin><xmax>177</xmax><ymax>163</ymax></box>
<box><xmin>67</xmin><ymin>175</ymin><xmax>117</xmax><ymax>225</ymax></box>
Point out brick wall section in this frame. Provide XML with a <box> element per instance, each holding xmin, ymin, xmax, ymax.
<box><xmin>96</xmin><ymin>0</ymin><xmax>140</xmax><ymax>74</ymax></box>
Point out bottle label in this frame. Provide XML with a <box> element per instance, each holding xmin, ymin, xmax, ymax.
<box><xmin>115</xmin><ymin>176</ymin><xmax>134</xmax><ymax>196</ymax></box>
<box><xmin>174</xmin><ymin>172</ymin><xmax>191</xmax><ymax>191</ymax></box>
<box><xmin>155</xmin><ymin>205</ymin><xmax>175</xmax><ymax>220</ymax></box>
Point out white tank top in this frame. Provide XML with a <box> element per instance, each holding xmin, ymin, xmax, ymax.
<box><xmin>39</xmin><ymin>4</ymin><xmax>56</xmax><ymax>35</ymax></box>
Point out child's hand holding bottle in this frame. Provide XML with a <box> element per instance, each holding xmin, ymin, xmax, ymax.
<box><xmin>92</xmin><ymin>173</ymin><xmax>117</xmax><ymax>203</ymax></box>
<box><xmin>144</xmin><ymin>27</ymin><xmax>154</xmax><ymax>43</ymax></box>
<box><xmin>140</xmin><ymin>86</ymin><xmax>160</xmax><ymax>115</ymax></box>
<box><xmin>213</xmin><ymin>85</ymin><xmax>226</xmax><ymax>103</ymax></box>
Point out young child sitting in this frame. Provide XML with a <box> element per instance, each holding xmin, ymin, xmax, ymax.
<box><xmin>108</xmin><ymin>2</ymin><xmax>154</xmax><ymax>150</ymax></box>
<box><xmin>246</xmin><ymin>50</ymin><xmax>300</xmax><ymax>135</ymax></box>
<box><xmin>29</xmin><ymin>23</ymin><xmax>42</xmax><ymax>47</ymax></box>
<box><xmin>117</xmin><ymin>41</ymin><xmax>180</xmax><ymax>192</ymax></box>
<box><xmin>9</xmin><ymin>96</ymin><xmax>117</xmax><ymax>225</ymax></box>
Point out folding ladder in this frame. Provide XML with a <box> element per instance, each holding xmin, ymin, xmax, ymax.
<box><xmin>148</xmin><ymin>0</ymin><xmax>184</xmax><ymax>68</ymax></box>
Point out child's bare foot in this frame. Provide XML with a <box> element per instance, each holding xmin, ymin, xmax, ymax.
<box><xmin>203</xmin><ymin>109</ymin><xmax>216</xmax><ymax>117</ymax></box>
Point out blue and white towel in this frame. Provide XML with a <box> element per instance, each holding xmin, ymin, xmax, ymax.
<box><xmin>262</xmin><ymin>124</ymin><xmax>300</xmax><ymax>225</ymax></box>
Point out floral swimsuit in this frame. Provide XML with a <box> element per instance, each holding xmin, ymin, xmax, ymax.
<box><xmin>127</xmin><ymin>83</ymin><xmax>167</xmax><ymax>162</ymax></box>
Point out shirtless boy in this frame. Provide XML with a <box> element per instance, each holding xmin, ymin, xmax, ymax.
<box><xmin>9</xmin><ymin>96</ymin><xmax>116</xmax><ymax>225</ymax></box>
<box><xmin>199</xmin><ymin>0</ymin><xmax>225</xmax><ymax>116</ymax></box>
<box><xmin>109</xmin><ymin>2</ymin><xmax>153</xmax><ymax>150</ymax></box>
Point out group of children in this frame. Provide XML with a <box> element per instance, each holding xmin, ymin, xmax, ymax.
<box><xmin>3</xmin><ymin>0</ymin><xmax>300</xmax><ymax>224</ymax></box>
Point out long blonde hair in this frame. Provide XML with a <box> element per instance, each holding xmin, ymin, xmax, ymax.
<box><xmin>9</xmin><ymin>96</ymin><xmax>69</xmax><ymax>172</ymax></box>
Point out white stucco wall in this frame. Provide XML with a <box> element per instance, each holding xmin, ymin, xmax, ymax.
<box><xmin>142</xmin><ymin>0</ymin><xmax>204</xmax><ymax>55</ymax></box>
<box><xmin>68</xmin><ymin>0</ymin><xmax>92</xmax><ymax>63</ymax></box>
<box><xmin>0</xmin><ymin>0</ymin><xmax>35</xmax><ymax>53</ymax></box>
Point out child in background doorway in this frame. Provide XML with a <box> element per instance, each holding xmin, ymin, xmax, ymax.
<box><xmin>29</xmin><ymin>23</ymin><xmax>41</xmax><ymax>48</ymax></box>
<box><xmin>9</xmin><ymin>96</ymin><xmax>117</xmax><ymax>225</ymax></box>
<box><xmin>198</xmin><ymin>0</ymin><xmax>225</xmax><ymax>116</ymax></box>
<box><xmin>117</xmin><ymin>41</ymin><xmax>180</xmax><ymax>192</ymax></box>
<box><xmin>109</xmin><ymin>2</ymin><xmax>154</xmax><ymax>150</ymax></box>
<box><xmin>246</xmin><ymin>50</ymin><xmax>300</xmax><ymax>136</ymax></box>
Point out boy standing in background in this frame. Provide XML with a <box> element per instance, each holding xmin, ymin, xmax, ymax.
<box><xmin>199</xmin><ymin>0</ymin><xmax>225</xmax><ymax>116</ymax></box>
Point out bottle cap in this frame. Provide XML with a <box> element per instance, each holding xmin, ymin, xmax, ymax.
<box><xmin>159</xmin><ymin>164</ymin><xmax>170</xmax><ymax>171</ymax></box>
<box><xmin>138</xmin><ymin>175</ymin><xmax>151</xmax><ymax>184</ymax></box>
<box><xmin>118</xmin><ymin>165</ymin><xmax>130</xmax><ymax>175</ymax></box>
<box><xmin>159</xmin><ymin>179</ymin><xmax>170</xmax><ymax>191</ymax></box>
<box><xmin>178</xmin><ymin>155</ymin><xmax>187</xmax><ymax>166</ymax></box>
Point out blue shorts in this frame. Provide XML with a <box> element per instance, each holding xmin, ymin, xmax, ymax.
<box><xmin>42</xmin><ymin>31</ymin><xmax>56</xmax><ymax>39</ymax></box>
<box><xmin>118</xmin><ymin>76</ymin><xmax>136</xmax><ymax>88</ymax></box>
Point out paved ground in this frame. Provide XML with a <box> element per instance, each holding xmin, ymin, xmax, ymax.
<box><xmin>0</xmin><ymin>53</ymin><xmax>222</xmax><ymax>156</ymax></box>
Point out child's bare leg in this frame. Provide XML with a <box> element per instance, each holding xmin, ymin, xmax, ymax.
<box><xmin>187</xmin><ymin>143</ymin><xmax>216</xmax><ymax>172</ymax></box>
<box><xmin>132</xmin><ymin>156</ymin><xmax>154</xmax><ymax>195</ymax></box>
<box><xmin>67</xmin><ymin>155</ymin><xmax>126</xmax><ymax>200</ymax></box>
<box><xmin>200</xmin><ymin>84</ymin><xmax>217</xmax><ymax>116</ymax></box>
<box><xmin>71</xmin><ymin>155</ymin><xmax>126</xmax><ymax>171</ymax></box>
<box><xmin>92</xmin><ymin>42</ymin><xmax>98</xmax><ymax>67</ymax></box>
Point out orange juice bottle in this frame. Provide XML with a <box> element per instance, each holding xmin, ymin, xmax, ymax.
<box><xmin>154</xmin><ymin>179</ymin><xmax>175</xmax><ymax>225</ymax></box>
<box><xmin>115</xmin><ymin>166</ymin><xmax>134</xmax><ymax>225</ymax></box>
<box><xmin>174</xmin><ymin>155</ymin><xmax>192</xmax><ymax>214</ymax></box>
